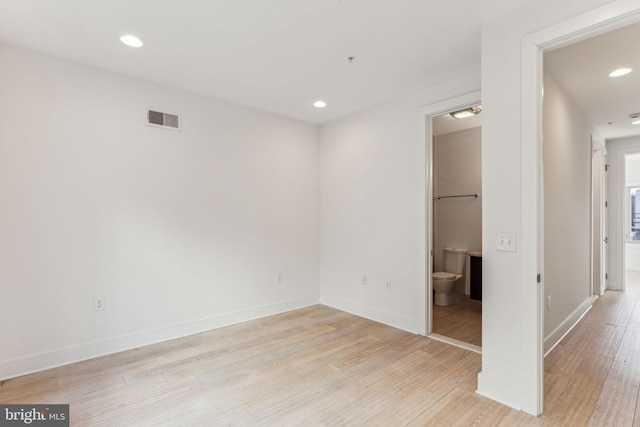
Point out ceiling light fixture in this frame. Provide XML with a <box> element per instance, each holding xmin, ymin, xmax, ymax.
<box><xmin>633</xmin><ymin>120</ymin><xmax>640</xmax><ymax>125</ymax></box>
<box><xmin>313</xmin><ymin>100</ymin><xmax>327</xmax><ymax>108</ymax></box>
<box><xmin>609</xmin><ymin>67</ymin><xmax>632</xmax><ymax>77</ymax></box>
<box><xmin>450</xmin><ymin>105</ymin><xmax>482</xmax><ymax>119</ymax></box>
<box><xmin>120</xmin><ymin>34</ymin><xmax>143</xmax><ymax>48</ymax></box>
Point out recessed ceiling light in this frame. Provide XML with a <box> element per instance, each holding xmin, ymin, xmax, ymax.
<box><xmin>313</xmin><ymin>100</ymin><xmax>327</xmax><ymax>108</ymax></box>
<box><xmin>120</xmin><ymin>34</ymin><xmax>143</xmax><ymax>48</ymax></box>
<box><xmin>633</xmin><ymin>120</ymin><xmax>640</xmax><ymax>125</ymax></box>
<box><xmin>609</xmin><ymin>67</ymin><xmax>632</xmax><ymax>77</ymax></box>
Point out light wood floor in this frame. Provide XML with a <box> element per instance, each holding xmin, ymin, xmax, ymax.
<box><xmin>3</xmin><ymin>276</ymin><xmax>640</xmax><ymax>426</ymax></box>
<box><xmin>433</xmin><ymin>297</ymin><xmax>482</xmax><ymax>347</ymax></box>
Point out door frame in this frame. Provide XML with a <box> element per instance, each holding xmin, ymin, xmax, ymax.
<box><xmin>419</xmin><ymin>91</ymin><xmax>481</xmax><ymax>338</ymax></box>
<box><xmin>521</xmin><ymin>0</ymin><xmax>640</xmax><ymax>415</ymax></box>
<box><xmin>592</xmin><ymin>136</ymin><xmax>607</xmax><ymax>296</ymax></box>
<box><xmin>610</xmin><ymin>145</ymin><xmax>640</xmax><ymax>291</ymax></box>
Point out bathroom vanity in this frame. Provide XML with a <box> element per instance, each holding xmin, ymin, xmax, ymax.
<box><xmin>469</xmin><ymin>251</ymin><xmax>482</xmax><ymax>301</ymax></box>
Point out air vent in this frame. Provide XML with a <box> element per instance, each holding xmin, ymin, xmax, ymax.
<box><xmin>146</xmin><ymin>109</ymin><xmax>181</xmax><ymax>131</ymax></box>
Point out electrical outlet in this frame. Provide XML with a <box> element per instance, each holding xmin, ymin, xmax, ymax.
<box><xmin>385</xmin><ymin>281</ymin><xmax>391</xmax><ymax>291</ymax></box>
<box><xmin>362</xmin><ymin>275</ymin><xmax>368</xmax><ymax>286</ymax></box>
<box><xmin>94</xmin><ymin>297</ymin><xmax>105</xmax><ymax>312</ymax></box>
<box><xmin>277</xmin><ymin>272</ymin><xmax>283</xmax><ymax>284</ymax></box>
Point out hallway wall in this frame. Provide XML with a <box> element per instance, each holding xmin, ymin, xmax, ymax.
<box><xmin>542</xmin><ymin>71</ymin><xmax>595</xmax><ymax>350</ymax></box>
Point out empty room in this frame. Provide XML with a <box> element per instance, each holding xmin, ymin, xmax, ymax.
<box><xmin>2</xmin><ymin>1</ymin><xmax>640</xmax><ymax>425</ymax></box>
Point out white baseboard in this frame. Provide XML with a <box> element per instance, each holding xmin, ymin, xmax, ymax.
<box><xmin>476</xmin><ymin>372</ymin><xmax>522</xmax><ymax>411</ymax></box>
<box><xmin>607</xmin><ymin>281</ymin><xmax>623</xmax><ymax>291</ymax></box>
<box><xmin>321</xmin><ymin>295</ymin><xmax>419</xmax><ymax>333</ymax></box>
<box><xmin>544</xmin><ymin>295</ymin><xmax>596</xmax><ymax>354</ymax></box>
<box><xmin>0</xmin><ymin>295</ymin><xmax>320</xmax><ymax>381</ymax></box>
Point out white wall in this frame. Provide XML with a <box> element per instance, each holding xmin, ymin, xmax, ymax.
<box><xmin>625</xmin><ymin>245</ymin><xmax>640</xmax><ymax>271</ymax></box>
<box><xmin>542</xmin><ymin>71</ymin><xmax>595</xmax><ymax>350</ymax></box>
<box><xmin>480</xmin><ymin>0</ymin><xmax>624</xmax><ymax>414</ymax></box>
<box><xmin>0</xmin><ymin>44</ymin><xmax>321</xmax><ymax>379</ymax></box>
<box><xmin>319</xmin><ymin>73</ymin><xmax>480</xmax><ymax>333</ymax></box>
<box><xmin>625</xmin><ymin>155</ymin><xmax>640</xmax><ymax>184</ymax></box>
<box><xmin>434</xmin><ymin>127</ymin><xmax>482</xmax><ymax>295</ymax></box>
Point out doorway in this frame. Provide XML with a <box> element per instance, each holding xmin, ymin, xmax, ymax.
<box><xmin>623</xmin><ymin>153</ymin><xmax>640</xmax><ymax>286</ymax></box>
<box><xmin>522</xmin><ymin>4</ymin><xmax>640</xmax><ymax>416</ymax></box>
<box><xmin>430</xmin><ymin>108</ymin><xmax>482</xmax><ymax>350</ymax></box>
<box><xmin>421</xmin><ymin>91</ymin><xmax>482</xmax><ymax>352</ymax></box>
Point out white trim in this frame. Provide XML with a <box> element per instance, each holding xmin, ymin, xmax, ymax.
<box><xmin>544</xmin><ymin>295</ymin><xmax>596</xmax><ymax>354</ymax></box>
<box><xmin>321</xmin><ymin>295</ymin><xmax>420</xmax><ymax>334</ymax></box>
<box><xmin>592</xmin><ymin>139</ymin><xmax>607</xmax><ymax>296</ymax></box>
<box><xmin>418</xmin><ymin>90</ymin><xmax>482</xmax><ymax>337</ymax></box>
<box><xmin>476</xmin><ymin>372</ymin><xmax>523</xmax><ymax>411</ymax></box>
<box><xmin>520</xmin><ymin>29</ymin><xmax>544</xmax><ymax>417</ymax></box>
<box><xmin>527</xmin><ymin>0</ymin><xmax>640</xmax><ymax>50</ymax></box>
<box><xmin>428</xmin><ymin>333</ymin><xmax>481</xmax><ymax>354</ymax></box>
<box><xmin>0</xmin><ymin>296</ymin><xmax>320</xmax><ymax>381</ymax></box>
<box><xmin>518</xmin><ymin>1</ymin><xmax>640</xmax><ymax>416</ymax></box>
<box><xmin>592</xmin><ymin>135</ymin><xmax>607</xmax><ymax>152</ymax></box>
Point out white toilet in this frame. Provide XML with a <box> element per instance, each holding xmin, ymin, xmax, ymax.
<box><xmin>433</xmin><ymin>248</ymin><xmax>467</xmax><ymax>306</ymax></box>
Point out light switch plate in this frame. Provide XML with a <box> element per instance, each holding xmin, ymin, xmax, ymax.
<box><xmin>496</xmin><ymin>232</ymin><xmax>516</xmax><ymax>252</ymax></box>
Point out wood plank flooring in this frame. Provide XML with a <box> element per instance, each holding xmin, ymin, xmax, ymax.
<box><xmin>432</xmin><ymin>297</ymin><xmax>482</xmax><ymax>347</ymax></box>
<box><xmin>2</xmin><ymin>274</ymin><xmax>640</xmax><ymax>426</ymax></box>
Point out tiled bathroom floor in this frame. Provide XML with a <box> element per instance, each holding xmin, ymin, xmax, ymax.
<box><xmin>432</xmin><ymin>296</ymin><xmax>482</xmax><ymax>347</ymax></box>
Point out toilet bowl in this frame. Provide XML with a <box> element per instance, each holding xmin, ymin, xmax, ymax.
<box><xmin>433</xmin><ymin>272</ymin><xmax>462</xmax><ymax>306</ymax></box>
<box><xmin>432</xmin><ymin>248</ymin><xmax>466</xmax><ymax>306</ymax></box>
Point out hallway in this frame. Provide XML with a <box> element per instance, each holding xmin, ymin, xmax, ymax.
<box><xmin>534</xmin><ymin>271</ymin><xmax>640</xmax><ymax>425</ymax></box>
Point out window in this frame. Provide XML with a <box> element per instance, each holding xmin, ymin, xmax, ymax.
<box><xmin>630</xmin><ymin>187</ymin><xmax>640</xmax><ymax>242</ymax></box>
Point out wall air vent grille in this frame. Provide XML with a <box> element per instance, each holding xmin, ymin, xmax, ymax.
<box><xmin>146</xmin><ymin>109</ymin><xmax>181</xmax><ymax>131</ymax></box>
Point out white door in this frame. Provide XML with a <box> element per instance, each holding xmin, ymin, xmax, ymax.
<box><xmin>592</xmin><ymin>138</ymin><xmax>607</xmax><ymax>296</ymax></box>
<box><xmin>603</xmin><ymin>152</ymin><xmax>608</xmax><ymax>295</ymax></box>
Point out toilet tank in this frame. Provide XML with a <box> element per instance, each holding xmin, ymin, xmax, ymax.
<box><xmin>444</xmin><ymin>248</ymin><xmax>467</xmax><ymax>274</ymax></box>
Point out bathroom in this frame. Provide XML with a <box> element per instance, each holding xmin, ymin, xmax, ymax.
<box><xmin>431</xmin><ymin>107</ymin><xmax>482</xmax><ymax>348</ymax></box>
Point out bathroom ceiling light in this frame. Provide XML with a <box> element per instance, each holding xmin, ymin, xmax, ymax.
<box><xmin>120</xmin><ymin>34</ymin><xmax>143</xmax><ymax>48</ymax></box>
<box><xmin>609</xmin><ymin>67</ymin><xmax>632</xmax><ymax>77</ymax></box>
<box><xmin>633</xmin><ymin>120</ymin><xmax>640</xmax><ymax>125</ymax></box>
<box><xmin>450</xmin><ymin>105</ymin><xmax>482</xmax><ymax>119</ymax></box>
<box><xmin>313</xmin><ymin>100</ymin><xmax>327</xmax><ymax>108</ymax></box>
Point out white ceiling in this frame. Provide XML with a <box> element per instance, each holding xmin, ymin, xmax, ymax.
<box><xmin>545</xmin><ymin>21</ymin><xmax>640</xmax><ymax>140</ymax></box>
<box><xmin>0</xmin><ymin>0</ymin><xmax>484</xmax><ymax>125</ymax></box>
